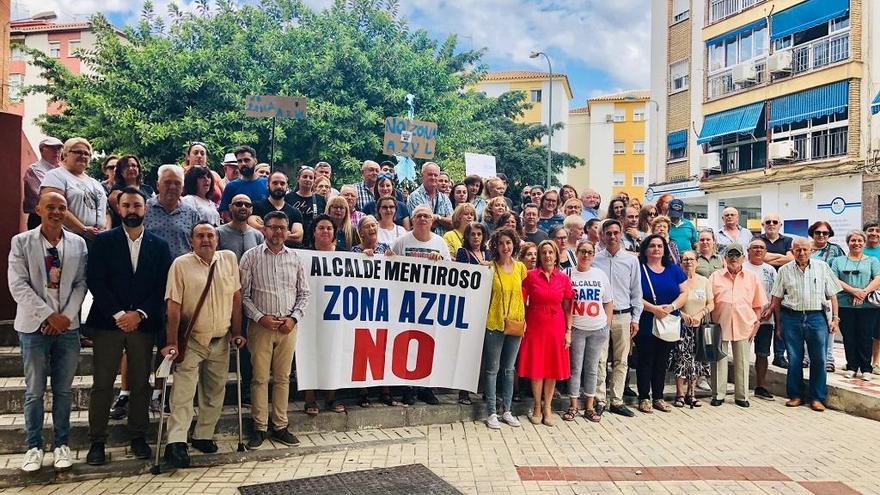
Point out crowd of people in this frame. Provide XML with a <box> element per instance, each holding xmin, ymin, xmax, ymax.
<box><xmin>10</xmin><ymin>136</ymin><xmax>879</xmax><ymax>474</ymax></box>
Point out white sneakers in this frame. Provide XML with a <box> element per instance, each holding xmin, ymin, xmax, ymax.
<box><xmin>486</xmin><ymin>413</ymin><xmax>502</xmax><ymax>429</ymax></box>
<box><xmin>486</xmin><ymin>412</ymin><xmax>522</xmax><ymax>429</ymax></box>
<box><xmin>53</xmin><ymin>445</ymin><xmax>72</xmax><ymax>470</ymax></box>
<box><xmin>844</xmin><ymin>371</ymin><xmax>857</xmax><ymax>379</ymax></box>
<box><xmin>20</xmin><ymin>445</ymin><xmax>73</xmax><ymax>473</ymax></box>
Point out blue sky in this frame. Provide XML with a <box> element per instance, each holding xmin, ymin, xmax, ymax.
<box><xmin>17</xmin><ymin>0</ymin><xmax>651</xmax><ymax>107</ymax></box>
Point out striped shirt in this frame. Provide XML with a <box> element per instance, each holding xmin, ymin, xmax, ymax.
<box><xmin>239</xmin><ymin>244</ymin><xmax>311</xmax><ymax>322</ymax></box>
<box><xmin>770</xmin><ymin>259</ymin><xmax>841</xmax><ymax>311</ymax></box>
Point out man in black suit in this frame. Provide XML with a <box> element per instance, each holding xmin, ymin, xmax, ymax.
<box><xmin>85</xmin><ymin>187</ymin><xmax>172</xmax><ymax>465</ymax></box>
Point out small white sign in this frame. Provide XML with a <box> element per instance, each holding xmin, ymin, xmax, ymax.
<box><xmin>400</xmin><ymin>131</ymin><xmax>413</xmax><ymax>143</ymax></box>
<box><xmin>464</xmin><ymin>152</ymin><xmax>497</xmax><ymax>178</ymax></box>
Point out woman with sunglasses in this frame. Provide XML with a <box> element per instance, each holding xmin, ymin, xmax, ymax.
<box><xmin>363</xmin><ymin>174</ymin><xmax>411</xmax><ymax>229</ymax></box>
<box><xmin>671</xmin><ymin>251</ymin><xmax>713</xmax><ymax>407</ymax></box>
<box><xmin>829</xmin><ymin>230</ymin><xmax>880</xmax><ymax>380</ymax></box>
<box><xmin>563</xmin><ymin>240</ymin><xmax>612</xmax><ymax>423</ymax></box>
<box><xmin>637</xmin><ymin>205</ymin><xmax>657</xmax><ymax>237</ymax></box>
<box><xmin>100</xmin><ymin>155</ymin><xmax>119</xmax><ymax>194</ymax></box>
<box><xmin>810</xmin><ymin>221</ymin><xmax>846</xmax><ymax>371</ymax></box>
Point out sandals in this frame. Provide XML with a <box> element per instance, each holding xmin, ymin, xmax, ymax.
<box><xmin>304</xmin><ymin>401</ymin><xmax>319</xmax><ymax>417</ymax></box>
<box><xmin>326</xmin><ymin>400</ymin><xmax>346</xmax><ymax>414</ymax></box>
<box><xmin>638</xmin><ymin>399</ymin><xmax>653</xmax><ymax>414</ymax></box>
<box><xmin>653</xmin><ymin>399</ymin><xmax>672</xmax><ymax>412</ymax></box>
<box><xmin>380</xmin><ymin>393</ymin><xmax>402</xmax><ymax>407</ymax></box>
<box><xmin>583</xmin><ymin>408</ymin><xmax>602</xmax><ymax>423</ymax></box>
<box><xmin>562</xmin><ymin>407</ymin><xmax>579</xmax><ymax>421</ymax></box>
<box><xmin>685</xmin><ymin>395</ymin><xmax>702</xmax><ymax>407</ymax></box>
<box><xmin>458</xmin><ymin>392</ymin><xmax>472</xmax><ymax>405</ymax></box>
<box><xmin>673</xmin><ymin>396</ymin><xmax>686</xmax><ymax>408</ymax></box>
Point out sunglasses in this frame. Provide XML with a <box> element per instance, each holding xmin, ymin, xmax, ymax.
<box><xmin>725</xmin><ymin>252</ymin><xmax>742</xmax><ymax>258</ymax></box>
<box><xmin>232</xmin><ymin>201</ymin><xmax>253</xmax><ymax>208</ymax></box>
<box><xmin>764</xmin><ymin>220</ymin><xmax>779</xmax><ymax>225</ymax></box>
<box><xmin>813</xmin><ymin>231</ymin><xmax>830</xmax><ymax>236</ymax></box>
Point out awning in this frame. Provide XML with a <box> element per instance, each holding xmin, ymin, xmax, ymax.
<box><xmin>706</xmin><ymin>19</ymin><xmax>765</xmax><ymax>46</ymax></box>
<box><xmin>667</xmin><ymin>130</ymin><xmax>688</xmax><ymax>151</ymax></box>
<box><xmin>769</xmin><ymin>80</ymin><xmax>849</xmax><ymax>127</ymax></box>
<box><xmin>872</xmin><ymin>90</ymin><xmax>880</xmax><ymax>115</ymax></box>
<box><xmin>697</xmin><ymin>102</ymin><xmax>764</xmax><ymax>144</ymax></box>
<box><xmin>771</xmin><ymin>0</ymin><xmax>849</xmax><ymax>41</ymax></box>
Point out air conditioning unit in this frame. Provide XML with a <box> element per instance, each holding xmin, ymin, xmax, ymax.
<box><xmin>605</xmin><ymin>114</ymin><xmax>614</xmax><ymax>123</ymax></box>
<box><xmin>732</xmin><ymin>63</ymin><xmax>757</xmax><ymax>84</ymax></box>
<box><xmin>770</xmin><ymin>140</ymin><xmax>796</xmax><ymax>160</ymax></box>
<box><xmin>872</xmin><ymin>137</ymin><xmax>880</xmax><ymax>151</ymax></box>
<box><xmin>699</xmin><ymin>153</ymin><xmax>721</xmax><ymax>171</ymax></box>
<box><xmin>767</xmin><ymin>50</ymin><xmax>793</xmax><ymax>74</ymax></box>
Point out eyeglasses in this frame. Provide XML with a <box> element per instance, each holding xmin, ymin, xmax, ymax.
<box><xmin>232</xmin><ymin>201</ymin><xmax>253</xmax><ymax>208</ymax></box>
<box><xmin>413</xmin><ymin>213</ymin><xmax>432</xmax><ymax>219</ymax></box>
<box><xmin>380</xmin><ymin>205</ymin><xmax>396</xmax><ymax>210</ymax></box>
<box><xmin>648</xmin><ymin>212</ymin><xmax>657</xmax><ymax>217</ymax></box>
<box><xmin>576</xmin><ymin>249</ymin><xmax>594</xmax><ymax>255</ymax></box>
<box><xmin>842</xmin><ymin>270</ymin><xmax>861</xmax><ymax>275</ymax></box>
<box><xmin>69</xmin><ymin>150</ymin><xmax>91</xmax><ymax>157</ymax></box>
<box><xmin>725</xmin><ymin>252</ymin><xmax>742</xmax><ymax>258</ymax></box>
<box><xmin>265</xmin><ymin>225</ymin><xmax>287</xmax><ymax>231</ymax></box>
<box><xmin>554</xmin><ymin>235</ymin><xmax>567</xmax><ymax>241</ymax></box>
<box><xmin>764</xmin><ymin>220</ymin><xmax>779</xmax><ymax>225</ymax></box>
<box><xmin>813</xmin><ymin>231</ymin><xmax>830</xmax><ymax>237</ymax></box>
<box><xmin>681</xmin><ymin>258</ymin><xmax>697</xmax><ymax>262</ymax></box>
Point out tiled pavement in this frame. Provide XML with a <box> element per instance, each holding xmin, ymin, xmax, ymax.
<box><xmin>1</xmin><ymin>392</ymin><xmax>878</xmax><ymax>494</ymax></box>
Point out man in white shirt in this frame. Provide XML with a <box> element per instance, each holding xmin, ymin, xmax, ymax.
<box><xmin>392</xmin><ymin>205</ymin><xmax>451</xmax><ymax>261</ymax></box>
<box><xmin>743</xmin><ymin>238</ymin><xmax>777</xmax><ymax>400</ymax></box>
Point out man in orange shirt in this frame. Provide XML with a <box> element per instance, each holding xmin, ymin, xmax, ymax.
<box><xmin>708</xmin><ymin>243</ymin><xmax>767</xmax><ymax>408</ymax></box>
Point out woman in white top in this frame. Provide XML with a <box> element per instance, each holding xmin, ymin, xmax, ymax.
<box><xmin>181</xmin><ymin>166</ymin><xmax>221</xmax><ymax>226</ymax></box>
<box><xmin>564</xmin><ymin>240</ymin><xmax>613</xmax><ymax>422</ymax></box>
<box><xmin>375</xmin><ymin>196</ymin><xmax>407</xmax><ymax>245</ymax></box>
<box><xmin>40</xmin><ymin>137</ymin><xmax>107</xmax><ymax>240</ymax></box>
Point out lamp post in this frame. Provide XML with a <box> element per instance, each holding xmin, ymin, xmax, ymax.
<box><xmin>530</xmin><ymin>51</ymin><xmax>553</xmax><ymax>188</ymax></box>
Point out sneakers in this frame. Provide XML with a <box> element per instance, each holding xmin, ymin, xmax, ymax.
<box><xmin>248</xmin><ymin>430</ymin><xmax>267</xmax><ymax>449</ymax></box>
<box><xmin>862</xmin><ymin>372</ymin><xmax>872</xmax><ymax>382</ymax></box>
<box><xmin>109</xmin><ymin>394</ymin><xmax>129</xmax><ymax>420</ymax></box>
<box><xmin>754</xmin><ymin>387</ymin><xmax>774</xmax><ymax>400</ymax></box>
<box><xmin>271</xmin><ymin>428</ymin><xmax>300</xmax><ymax>446</ymax></box>
<box><xmin>873</xmin><ymin>364</ymin><xmax>880</xmax><ymax>375</ymax></box>
<box><xmin>53</xmin><ymin>445</ymin><xmax>72</xmax><ymax>471</ymax></box>
<box><xmin>697</xmin><ymin>378</ymin><xmax>711</xmax><ymax>392</ymax></box>
<box><xmin>844</xmin><ymin>370</ymin><xmax>857</xmax><ymax>379</ymax></box>
<box><xmin>486</xmin><ymin>413</ymin><xmax>502</xmax><ymax>429</ymax></box>
<box><xmin>21</xmin><ymin>447</ymin><xmax>43</xmax><ymax>473</ymax></box>
<box><xmin>500</xmin><ymin>411</ymin><xmax>521</xmax><ymax>427</ymax></box>
<box><xmin>150</xmin><ymin>395</ymin><xmax>170</xmax><ymax>413</ymax></box>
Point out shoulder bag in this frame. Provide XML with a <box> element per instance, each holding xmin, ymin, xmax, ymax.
<box><xmin>642</xmin><ymin>264</ymin><xmax>682</xmax><ymax>342</ymax></box>
<box><xmin>175</xmin><ymin>262</ymin><xmax>216</xmax><ymax>363</ymax></box>
<box><xmin>494</xmin><ymin>263</ymin><xmax>526</xmax><ymax>337</ymax></box>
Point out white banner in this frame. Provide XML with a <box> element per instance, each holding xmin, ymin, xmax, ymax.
<box><xmin>294</xmin><ymin>251</ymin><xmax>491</xmax><ymax>391</ymax></box>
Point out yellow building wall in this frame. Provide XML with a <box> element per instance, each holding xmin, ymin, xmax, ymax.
<box><xmin>566</xmin><ymin>112</ymin><xmax>590</xmax><ymax>191</ymax></box>
<box><xmin>508</xmin><ymin>81</ymin><xmax>543</xmax><ymax>124</ymax></box>
<box><xmin>611</xmin><ymin>101</ymin><xmax>647</xmax><ymax>201</ymax></box>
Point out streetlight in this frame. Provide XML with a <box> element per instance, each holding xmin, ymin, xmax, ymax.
<box><xmin>529</xmin><ymin>50</ymin><xmax>553</xmax><ymax>188</ymax></box>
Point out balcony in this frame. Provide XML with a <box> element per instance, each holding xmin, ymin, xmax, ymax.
<box><xmin>773</xmin><ymin>32</ymin><xmax>850</xmax><ymax>80</ymax></box>
<box><xmin>708</xmin><ymin>0</ymin><xmax>765</xmax><ymax>24</ymax></box>
<box><xmin>707</xmin><ymin>58</ymin><xmax>766</xmax><ymax>100</ymax></box>
<box><xmin>790</xmin><ymin>127</ymin><xmax>848</xmax><ymax>162</ymax></box>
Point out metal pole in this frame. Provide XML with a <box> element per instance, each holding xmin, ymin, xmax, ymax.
<box><xmin>546</xmin><ymin>56</ymin><xmax>553</xmax><ymax>188</ymax></box>
<box><xmin>269</xmin><ymin>116</ymin><xmax>277</xmax><ymax>171</ymax></box>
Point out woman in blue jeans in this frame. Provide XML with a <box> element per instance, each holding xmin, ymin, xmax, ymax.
<box><xmin>563</xmin><ymin>240</ymin><xmax>613</xmax><ymax>422</ymax></box>
<box><xmin>482</xmin><ymin>228</ymin><xmax>527</xmax><ymax>429</ymax></box>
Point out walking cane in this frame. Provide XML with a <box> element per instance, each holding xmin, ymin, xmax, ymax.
<box><xmin>151</xmin><ymin>353</ymin><xmax>174</xmax><ymax>475</ymax></box>
<box><xmin>235</xmin><ymin>341</ymin><xmax>247</xmax><ymax>452</ymax></box>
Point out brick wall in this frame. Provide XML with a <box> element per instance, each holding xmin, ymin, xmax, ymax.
<box><xmin>666</xmin><ymin>161</ymin><xmax>690</xmax><ymax>182</ymax></box>
<box><xmin>666</xmin><ymin>0</ymin><xmax>692</xmax><ymax>175</ymax></box>
<box><xmin>851</xmin><ymin>0</ymin><xmax>862</xmax><ymax>62</ymax></box>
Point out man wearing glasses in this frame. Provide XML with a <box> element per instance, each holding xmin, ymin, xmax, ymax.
<box><xmin>758</xmin><ymin>213</ymin><xmax>794</xmax><ymax>368</ymax></box>
<box><xmin>355</xmin><ymin>160</ymin><xmax>381</xmax><ymax>211</ymax></box>
<box><xmin>219</xmin><ymin>194</ymin><xmax>266</xmax><ymax>260</ymax></box>
<box><xmin>743</xmin><ymin>239</ymin><xmax>778</xmax><ymax>400</ymax></box>
<box><xmin>716</xmin><ymin>207</ymin><xmax>754</xmax><ymax>250</ymax></box>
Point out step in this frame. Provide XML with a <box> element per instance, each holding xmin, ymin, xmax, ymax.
<box><xmin>0</xmin><ymin>347</ymin><xmax>94</xmax><ymax>377</ymax></box>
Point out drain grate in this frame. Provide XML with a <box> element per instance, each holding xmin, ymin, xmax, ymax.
<box><xmin>238</xmin><ymin>463</ymin><xmax>462</xmax><ymax>495</ymax></box>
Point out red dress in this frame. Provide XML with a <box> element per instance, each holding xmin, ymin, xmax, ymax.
<box><xmin>518</xmin><ymin>268</ymin><xmax>575</xmax><ymax>380</ymax></box>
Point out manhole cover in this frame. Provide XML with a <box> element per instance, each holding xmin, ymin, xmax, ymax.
<box><xmin>238</xmin><ymin>463</ymin><xmax>462</xmax><ymax>495</ymax></box>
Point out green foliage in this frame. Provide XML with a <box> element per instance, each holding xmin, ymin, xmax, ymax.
<box><xmin>27</xmin><ymin>0</ymin><xmax>580</xmax><ymax>190</ymax></box>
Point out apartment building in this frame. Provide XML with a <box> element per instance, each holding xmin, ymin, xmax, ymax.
<box><xmin>587</xmin><ymin>91</ymin><xmax>650</xmax><ymax>203</ymax></box>
<box><xmin>650</xmin><ymin>0</ymin><xmax>880</xmax><ymax>242</ymax></box>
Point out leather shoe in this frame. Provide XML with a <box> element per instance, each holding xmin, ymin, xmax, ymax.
<box><xmin>594</xmin><ymin>402</ymin><xmax>606</xmax><ymax>416</ymax></box>
<box><xmin>608</xmin><ymin>403</ymin><xmax>635</xmax><ymax>417</ymax></box>
<box><xmin>417</xmin><ymin>388</ymin><xmax>440</xmax><ymax>405</ymax></box>
<box><xmin>86</xmin><ymin>442</ymin><xmax>106</xmax><ymax>466</ymax></box>
<box><xmin>710</xmin><ymin>398</ymin><xmax>724</xmax><ymax>406</ymax></box>
<box><xmin>810</xmin><ymin>400</ymin><xmax>826</xmax><ymax>412</ymax></box>
<box><xmin>734</xmin><ymin>400</ymin><xmax>750</xmax><ymax>408</ymax></box>
<box><xmin>248</xmin><ymin>430</ymin><xmax>267</xmax><ymax>449</ymax></box>
<box><xmin>785</xmin><ymin>398</ymin><xmax>803</xmax><ymax>407</ymax></box>
<box><xmin>191</xmin><ymin>439</ymin><xmax>218</xmax><ymax>454</ymax></box>
<box><xmin>163</xmin><ymin>442</ymin><xmax>190</xmax><ymax>468</ymax></box>
<box><xmin>130</xmin><ymin>437</ymin><xmax>151</xmax><ymax>460</ymax></box>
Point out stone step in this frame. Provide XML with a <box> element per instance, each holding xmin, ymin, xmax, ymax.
<box><xmin>0</xmin><ymin>347</ymin><xmax>94</xmax><ymax>377</ymax></box>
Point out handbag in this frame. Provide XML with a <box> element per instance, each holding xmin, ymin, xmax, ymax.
<box><xmin>494</xmin><ymin>263</ymin><xmax>526</xmax><ymax>337</ymax></box>
<box><xmin>642</xmin><ymin>265</ymin><xmax>682</xmax><ymax>342</ymax></box>
<box><xmin>695</xmin><ymin>316</ymin><xmax>726</xmax><ymax>362</ymax></box>
<box><xmin>174</xmin><ymin>262</ymin><xmax>216</xmax><ymax>363</ymax></box>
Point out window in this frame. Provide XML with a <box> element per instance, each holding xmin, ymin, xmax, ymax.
<box><xmin>669</xmin><ymin>146</ymin><xmax>687</xmax><ymax>161</ymax></box>
<box><xmin>672</xmin><ymin>0</ymin><xmax>689</xmax><ymax>22</ymax></box>
<box><xmin>669</xmin><ymin>59</ymin><xmax>689</xmax><ymax>92</ymax></box>
<box><xmin>67</xmin><ymin>40</ymin><xmax>81</xmax><ymax>57</ymax></box>
<box><xmin>49</xmin><ymin>42</ymin><xmax>61</xmax><ymax>58</ymax></box>
<box><xmin>530</xmin><ymin>89</ymin><xmax>542</xmax><ymax>103</ymax></box>
<box><xmin>613</xmin><ymin>141</ymin><xmax>625</xmax><ymax>154</ymax></box>
<box><xmin>707</xmin><ymin>23</ymin><xmax>769</xmax><ymax>73</ymax></box>
<box><xmin>613</xmin><ymin>173</ymin><xmax>626</xmax><ymax>187</ymax></box>
<box><xmin>11</xmin><ymin>44</ymin><xmax>25</xmax><ymax>61</ymax></box>
<box><xmin>633</xmin><ymin>141</ymin><xmax>645</xmax><ymax>154</ymax></box>
<box><xmin>632</xmin><ymin>173</ymin><xmax>645</xmax><ymax>186</ymax></box>
<box><xmin>633</xmin><ymin>110</ymin><xmax>646</xmax><ymax>121</ymax></box>
<box><xmin>8</xmin><ymin>74</ymin><xmax>23</xmax><ymax>102</ymax></box>
<box><xmin>771</xmin><ymin>110</ymin><xmax>848</xmax><ymax>163</ymax></box>
<box><xmin>613</xmin><ymin>109</ymin><xmax>626</xmax><ymax>122</ymax></box>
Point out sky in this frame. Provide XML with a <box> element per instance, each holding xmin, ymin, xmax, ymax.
<box><xmin>13</xmin><ymin>0</ymin><xmax>652</xmax><ymax>108</ymax></box>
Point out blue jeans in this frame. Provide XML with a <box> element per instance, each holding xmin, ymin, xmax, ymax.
<box><xmin>19</xmin><ymin>330</ymin><xmax>80</xmax><ymax>449</ymax></box>
<box><xmin>780</xmin><ymin>311</ymin><xmax>828</xmax><ymax>402</ymax></box>
<box><xmin>568</xmin><ymin>326</ymin><xmax>609</xmax><ymax>398</ymax></box>
<box><xmin>482</xmin><ymin>330</ymin><xmax>521</xmax><ymax>415</ymax></box>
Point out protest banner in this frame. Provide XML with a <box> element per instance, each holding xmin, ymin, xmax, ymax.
<box><xmin>464</xmin><ymin>152</ymin><xmax>497</xmax><ymax>178</ymax></box>
<box><xmin>244</xmin><ymin>95</ymin><xmax>308</xmax><ymax>119</ymax></box>
<box><xmin>294</xmin><ymin>251</ymin><xmax>491</xmax><ymax>391</ymax></box>
<box><xmin>382</xmin><ymin>117</ymin><xmax>438</xmax><ymax>159</ymax></box>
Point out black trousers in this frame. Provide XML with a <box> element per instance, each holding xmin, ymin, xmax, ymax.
<box><xmin>634</xmin><ymin>333</ymin><xmax>674</xmax><ymax>401</ymax></box>
<box><xmin>88</xmin><ymin>329</ymin><xmax>155</xmax><ymax>442</ymax></box>
<box><xmin>839</xmin><ymin>307</ymin><xmax>878</xmax><ymax>374</ymax></box>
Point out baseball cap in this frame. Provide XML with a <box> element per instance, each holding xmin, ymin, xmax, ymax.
<box><xmin>668</xmin><ymin>199</ymin><xmax>684</xmax><ymax>218</ymax></box>
<box><xmin>39</xmin><ymin>137</ymin><xmax>63</xmax><ymax>148</ymax></box>
<box><xmin>223</xmin><ymin>153</ymin><xmax>237</xmax><ymax>165</ymax></box>
<box><xmin>724</xmin><ymin>243</ymin><xmax>745</xmax><ymax>257</ymax></box>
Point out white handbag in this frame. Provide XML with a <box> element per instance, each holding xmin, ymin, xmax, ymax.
<box><xmin>642</xmin><ymin>265</ymin><xmax>682</xmax><ymax>342</ymax></box>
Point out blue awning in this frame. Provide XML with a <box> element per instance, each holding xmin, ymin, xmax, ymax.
<box><xmin>771</xmin><ymin>0</ymin><xmax>849</xmax><ymax>40</ymax></box>
<box><xmin>667</xmin><ymin>130</ymin><xmax>687</xmax><ymax>151</ymax></box>
<box><xmin>706</xmin><ymin>19</ymin><xmax>766</xmax><ymax>46</ymax></box>
<box><xmin>697</xmin><ymin>102</ymin><xmax>764</xmax><ymax>144</ymax></box>
<box><xmin>769</xmin><ymin>80</ymin><xmax>849</xmax><ymax>127</ymax></box>
<box><xmin>872</xmin><ymin>90</ymin><xmax>880</xmax><ymax>115</ymax></box>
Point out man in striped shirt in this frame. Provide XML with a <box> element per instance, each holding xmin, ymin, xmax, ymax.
<box><xmin>769</xmin><ymin>237</ymin><xmax>841</xmax><ymax>412</ymax></box>
<box><xmin>239</xmin><ymin>211</ymin><xmax>311</xmax><ymax>448</ymax></box>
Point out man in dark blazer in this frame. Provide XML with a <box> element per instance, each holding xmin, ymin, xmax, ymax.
<box><xmin>85</xmin><ymin>187</ymin><xmax>172</xmax><ymax>465</ymax></box>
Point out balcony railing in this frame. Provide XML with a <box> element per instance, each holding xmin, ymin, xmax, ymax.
<box><xmin>708</xmin><ymin>0</ymin><xmax>765</xmax><ymax>24</ymax></box>
<box><xmin>775</xmin><ymin>32</ymin><xmax>850</xmax><ymax>80</ymax></box>
<box><xmin>707</xmin><ymin>58</ymin><xmax>766</xmax><ymax>100</ymax></box>
<box><xmin>790</xmin><ymin>128</ymin><xmax>848</xmax><ymax>162</ymax></box>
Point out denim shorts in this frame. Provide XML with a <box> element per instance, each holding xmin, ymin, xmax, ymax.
<box><xmin>753</xmin><ymin>323</ymin><xmax>774</xmax><ymax>357</ymax></box>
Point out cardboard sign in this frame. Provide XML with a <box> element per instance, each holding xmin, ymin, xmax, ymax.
<box><xmin>464</xmin><ymin>152</ymin><xmax>497</xmax><ymax>178</ymax></box>
<box><xmin>383</xmin><ymin>117</ymin><xmax>438</xmax><ymax>159</ymax></box>
<box><xmin>295</xmin><ymin>251</ymin><xmax>490</xmax><ymax>391</ymax></box>
<box><xmin>244</xmin><ymin>95</ymin><xmax>307</xmax><ymax>119</ymax></box>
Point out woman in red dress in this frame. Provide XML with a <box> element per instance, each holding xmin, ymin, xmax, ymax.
<box><xmin>519</xmin><ymin>239</ymin><xmax>574</xmax><ymax>426</ymax></box>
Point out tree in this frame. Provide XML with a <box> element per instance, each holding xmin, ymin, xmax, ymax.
<box><xmin>26</xmin><ymin>0</ymin><xmax>579</xmax><ymax>190</ymax></box>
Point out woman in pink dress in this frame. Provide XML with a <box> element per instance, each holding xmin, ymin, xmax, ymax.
<box><xmin>519</xmin><ymin>239</ymin><xmax>574</xmax><ymax>426</ymax></box>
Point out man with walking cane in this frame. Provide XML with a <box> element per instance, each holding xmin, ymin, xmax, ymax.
<box><xmin>160</xmin><ymin>222</ymin><xmax>246</xmax><ymax>469</ymax></box>
<box><xmin>239</xmin><ymin>211</ymin><xmax>311</xmax><ymax>448</ymax></box>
